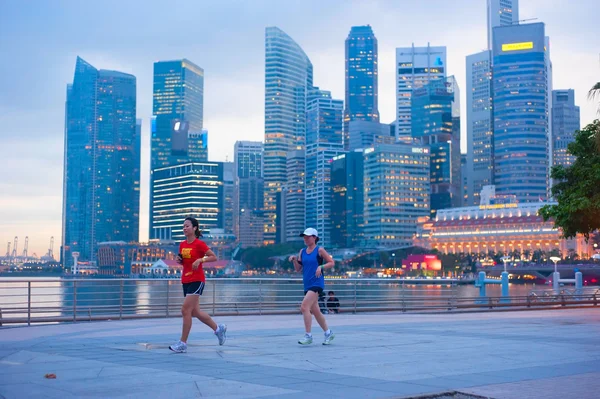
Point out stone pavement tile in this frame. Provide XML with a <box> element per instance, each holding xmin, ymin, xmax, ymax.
<box><xmin>223</xmin><ymin>374</ymin><xmax>305</xmax><ymax>387</ymax></box>
<box><xmin>0</xmin><ymin>367</ymin><xmax>104</xmax><ymax>385</ymax></box>
<box><xmin>0</xmin><ymin>350</ymin><xmax>39</xmax><ymax>364</ymax></box>
<box><xmin>356</xmin><ymin>381</ymin><xmax>442</xmax><ymax>397</ymax></box>
<box><xmin>0</xmin><ymin>360</ymin><xmax>108</xmax><ymax>376</ymax></box>
<box><xmin>275</xmin><ymin>379</ymin><xmax>435</xmax><ymax>398</ymax></box>
<box><xmin>94</xmin><ymin>379</ymin><xmax>297</xmax><ymax>399</ymax></box>
<box><xmin>320</xmin><ymin>375</ymin><xmax>389</xmax><ymax>387</ymax></box>
<box><xmin>0</xmin><ymin>382</ymin><xmax>79</xmax><ymax>399</ymax></box>
<box><xmin>464</xmin><ymin>372</ymin><xmax>600</xmax><ymax>399</ymax></box>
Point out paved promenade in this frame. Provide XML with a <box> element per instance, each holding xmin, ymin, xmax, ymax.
<box><xmin>1</xmin><ymin>309</ymin><xmax>599</xmax><ymax>398</ymax></box>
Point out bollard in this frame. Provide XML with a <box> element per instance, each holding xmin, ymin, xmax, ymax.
<box><xmin>500</xmin><ymin>272</ymin><xmax>510</xmax><ymax>304</ymax></box>
<box><xmin>478</xmin><ymin>271</ymin><xmax>487</xmax><ymax>297</ymax></box>
<box><xmin>552</xmin><ymin>271</ymin><xmax>561</xmax><ymax>293</ymax></box>
<box><xmin>575</xmin><ymin>272</ymin><xmax>583</xmax><ymax>291</ymax></box>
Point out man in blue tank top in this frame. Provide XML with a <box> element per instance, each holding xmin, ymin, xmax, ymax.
<box><xmin>289</xmin><ymin>228</ymin><xmax>336</xmax><ymax>345</ymax></box>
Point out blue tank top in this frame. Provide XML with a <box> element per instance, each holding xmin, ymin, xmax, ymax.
<box><xmin>301</xmin><ymin>246</ymin><xmax>324</xmax><ymax>291</ymax></box>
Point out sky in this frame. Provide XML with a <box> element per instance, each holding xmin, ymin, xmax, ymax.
<box><xmin>0</xmin><ymin>0</ymin><xmax>599</xmax><ymax>258</ymax></box>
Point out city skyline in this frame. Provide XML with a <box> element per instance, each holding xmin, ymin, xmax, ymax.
<box><xmin>1</xmin><ymin>0</ymin><xmax>599</xmax><ymax>256</ymax></box>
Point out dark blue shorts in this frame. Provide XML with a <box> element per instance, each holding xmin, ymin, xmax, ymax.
<box><xmin>304</xmin><ymin>287</ymin><xmax>323</xmax><ymax>296</ymax></box>
<box><xmin>182</xmin><ymin>281</ymin><xmax>205</xmax><ymax>296</ymax></box>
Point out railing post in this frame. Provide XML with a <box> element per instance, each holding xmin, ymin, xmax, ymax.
<box><xmin>119</xmin><ymin>280</ymin><xmax>124</xmax><ymax>320</ymax></box>
<box><xmin>488</xmin><ymin>297</ymin><xmax>493</xmax><ymax>310</ymax></box>
<box><xmin>259</xmin><ymin>279</ymin><xmax>262</xmax><ymax>315</ymax></box>
<box><xmin>353</xmin><ymin>280</ymin><xmax>357</xmax><ymax>314</ymax></box>
<box><xmin>594</xmin><ymin>294</ymin><xmax>597</xmax><ymax>306</ymax></box>
<box><xmin>27</xmin><ymin>281</ymin><xmax>31</xmax><ymax>326</ymax></box>
<box><xmin>166</xmin><ymin>281</ymin><xmax>170</xmax><ymax>317</ymax></box>
<box><xmin>73</xmin><ymin>281</ymin><xmax>77</xmax><ymax>322</ymax></box>
<box><xmin>212</xmin><ymin>281</ymin><xmax>216</xmax><ymax>316</ymax></box>
<box><xmin>402</xmin><ymin>282</ymin><xmax>406</xmax><ymax>313</ymax></box>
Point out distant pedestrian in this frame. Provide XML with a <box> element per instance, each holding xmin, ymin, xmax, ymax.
<box><xmin>326</xmin><ymin>291</ymin><xmax>340</xmax><ymax>314</ymax></box>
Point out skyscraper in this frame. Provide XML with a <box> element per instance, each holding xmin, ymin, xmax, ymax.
<box><xmin>348</xmin><ymin>120</ymin><xmax>392</xmax><ymax>151</ymax></box>
<box><xmin>466</xmin><ymin>51</ymin><xmax>493</xmax><ymax>206</ymax></box>
<box><xmin>466</xmin><ymin>0</ymin><xmax>519</xmax><ymax>206</ymax></box>
<box><xmin>396</xmin><ymin>44</ymin><xmax>446</xmax><ymax>140</ymax></box>
<box><xmin>487</xmin><ymin>0</ymin><xmax>520</xmax><ymax>50</ymax></box>
<box><xmin>344</xmin><ymin>25</ymin><xmax>379</xmax><ymax>149</ymax></box>
<box><xmin>412</xmin><ymin>76</ymin><xmax>461</xmax><ymax>216</ymax></box>
<box><xmin>284</xmin><ymin>150</ymin><xmax>306</xmax><ymax>243</ymax></box>
<box><xmin>151</xmin><ymin>59</ymin><xmax>204</xmax><ymax>169</ymax></box>
<box><xmin>552</xmin><ymin>89</ymin><xmax>580</xmax><ymax>168</ymax></box>
<box><xmin>62</xmin><ymin>57</ymin><xmax>139</xmax><ymax>266</ymax></box>
<box><xmin>363</xmin><ymin>144</ymin><xmax>430</xmax><ymax>248</ymax></box>
<box><xmin>223</xmin><ymin>162</ymin><xmax>234</xmax><ymax>234</ymax></box>
<box><xmin>305</xmin><ymin>89</ymin><xmax>345</xmax><ymax>246</ymax></box>
<box><xmin>492</xmin><ymin>23</ymin><xmax>550</xmax><ymax>202</ymax></box>
<box><xmin>234</xmin><ymin>141</ymin><xmax>264</xmax><ymax>247</ymax></box>
<box><xmin>264</xmin><ymin>27</ymin><xmax>313</xmax><ymax>244</ymax></box>
<box><xmin>330</xmin><ymin>151</ymin><xmax>365</xmax><ymax>248</ymax></box>
<box><xmin>150</xmin><ymin>59</ymin><xmax>205</xmax><ymax>239</ymax></box>
<box><xmin>150</xmin><ymin>162</ymin><xmax>224</xmax><ymax>241</ymax></box>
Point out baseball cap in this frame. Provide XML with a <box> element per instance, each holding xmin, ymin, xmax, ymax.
<box><xmin>299</xmin><ymin>228</ymin><xmax>319</xmax><ymax>238</ymax></box>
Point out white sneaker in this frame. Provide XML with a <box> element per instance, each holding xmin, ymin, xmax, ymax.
<box><xmin>323</xmin><ymin>331</ymin><xmax>335</xmax><ymax>345</ymax></box>
<box><xmin>169</xmin><ymin>340</ymin><xmax>187</xmax><ymax>353</ymax></box>
<box><xmin>298</xmin><ymin>333</ymin><xmax>313</xmax><ymax>345</ymax></box>
<box><xmin>215</xmin><ymin>324</ymin><xmax>227</xmax><ymax>345</ymax></box>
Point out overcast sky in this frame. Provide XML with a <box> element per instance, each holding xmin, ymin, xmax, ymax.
<box><xmin>1</xmin><ymin>0</ymin><xmax>598</xmax><ymax>257</ymax></box>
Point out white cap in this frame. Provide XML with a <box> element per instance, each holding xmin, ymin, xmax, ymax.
<box><xmin>299</xmin><ymin>228</ymin><xmax>319</xmax><ymax>237</ymax></box>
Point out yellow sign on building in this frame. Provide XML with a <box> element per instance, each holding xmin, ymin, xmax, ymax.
<box><xmin>502</xmin><ymin>42</ymin><xmax>534</xmax><ymax>52</ymax></box>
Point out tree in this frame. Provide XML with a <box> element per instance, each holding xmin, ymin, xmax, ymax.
<box><xmin>539</xmin><ymin>120</ymin><xmax>600</xmax><ymax>241</ymax></box>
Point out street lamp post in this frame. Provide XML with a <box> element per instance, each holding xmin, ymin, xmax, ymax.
<box><xmin>501</xmin><ymin>256</ymin><xmax>510</xmax><ymax>273</ymax></box>
<box><xmin>550</xmin><ymin>256</ymin><xmax>561</xmax><ymax>274</ymax></box>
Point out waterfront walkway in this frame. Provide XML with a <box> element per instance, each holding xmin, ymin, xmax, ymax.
<box><xmin>0</xmin><ymin>309</ymin><xmax>599</xmax><ymax>398</ymax></box>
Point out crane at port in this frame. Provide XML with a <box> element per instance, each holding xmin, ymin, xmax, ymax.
<box><xmin>10</xmin><ymin>237</ymin><xmax>18</xmax><ymax>260</ymax></box>
<box><xmin>22</xmin><ymin>236</ymin><xmax>29</xmax><ymax>258</ymax></box>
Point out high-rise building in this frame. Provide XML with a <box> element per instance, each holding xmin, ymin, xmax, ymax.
<box><xmin>330</xmin><ymin>150</ymin><xmax>365</xmax><ymax>248</ymax></box>
<box><xmin>466</xmin><ymin>51</ymin><xmax>494</xmax><ymax>206</ymax></box>
<box><xmin>188</xmin><ymin>130</ymin><xmax>209</xmax><ymax>163</ymax></box>
<box><xmin>552</xmin><ymin>89</ymin><xmax>580</xmax><ymax>168</ymax></box>
<box><xmin>264</xmin><ymin>27</ymin><xmax>313</xmax><ymax>244</ymax></box>
<box><xmin>344</xmin><ymin>25</ymin><xmax>379</xmax><ymax>149</ymax></box>
<box><xmin>223</xmin><ymin>162</ymin><xmax>234</xmax><ymax>234</ymax></box>
<box><xmin>62</xmin><ymin>57</ymin><xmax>139</xmax><ymax>265</ymax></box>
<box><xmin>305</xmin><ymin>89</ymin><xmax>345</xmax><ymax>246</ymax></box>
<box><xmin>150</xmin><ymin>59</ymin><xmax>205</xmax><ymax>240</ymax></box>
<box><xmin>151</xmin><ymin>59</ymin><xmax>204</xmax><ymax>169</ymax></box>
<box><xmin>396</xmin><ymin>44</ymin><xmax>446</xmax><ymax>140</ymax></box>
<box><xmin>461</xmin><ymin>154</ymin><xmax>468</xmax><ymax>207</ymax></box>
<box><xmin>284</xmin><ymin>150</ymin><xmax>306</xmax><ymax>243</ymax></box>
<box><xmin>363</xmin><ymin>144</ymin><xmax>430</xmax><ymax>248</ymax></box>
<box><xmin>466</xmin><ymin>1</ymin><xmax>519</xmax><ymax>206</ymax></box>
<box><xmin>150</xmin><ymin>162</ymin><xmax>224</xmax><ymax>241</ymax></box>
<box><xmin>234</xmin><ymin>141</ymin><xmax>264</xmax><ymax>247</ymax></box>
<box><xmin>492</xmin><ymin>23</ymin><xmax>551</xmax><ymax>202</ymax></box>
<box><xmin>487</xmin><ymin>0</ymin><xmax>520</xmax><ymax>50</ymax></box>
<box><xmin>348</xmin><ymin>120</ymin><xmax>393</xmax><ymax>151</ymax></box>
<box><xmin>412</xmin><ymin>76</ymin><xmax>461</xmax><ymax>216</ymax></box>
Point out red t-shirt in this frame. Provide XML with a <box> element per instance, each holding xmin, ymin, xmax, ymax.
<box><xmin>180</xmin><ymin>239</ymin><xmax>210</xmax><ymax>283</ymax></box>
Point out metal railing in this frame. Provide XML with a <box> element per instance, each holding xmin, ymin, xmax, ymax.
<box><xmin>0</xmin><ymin>278</ymin><xmax>599</xmax><ymax>326</ymax></box>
